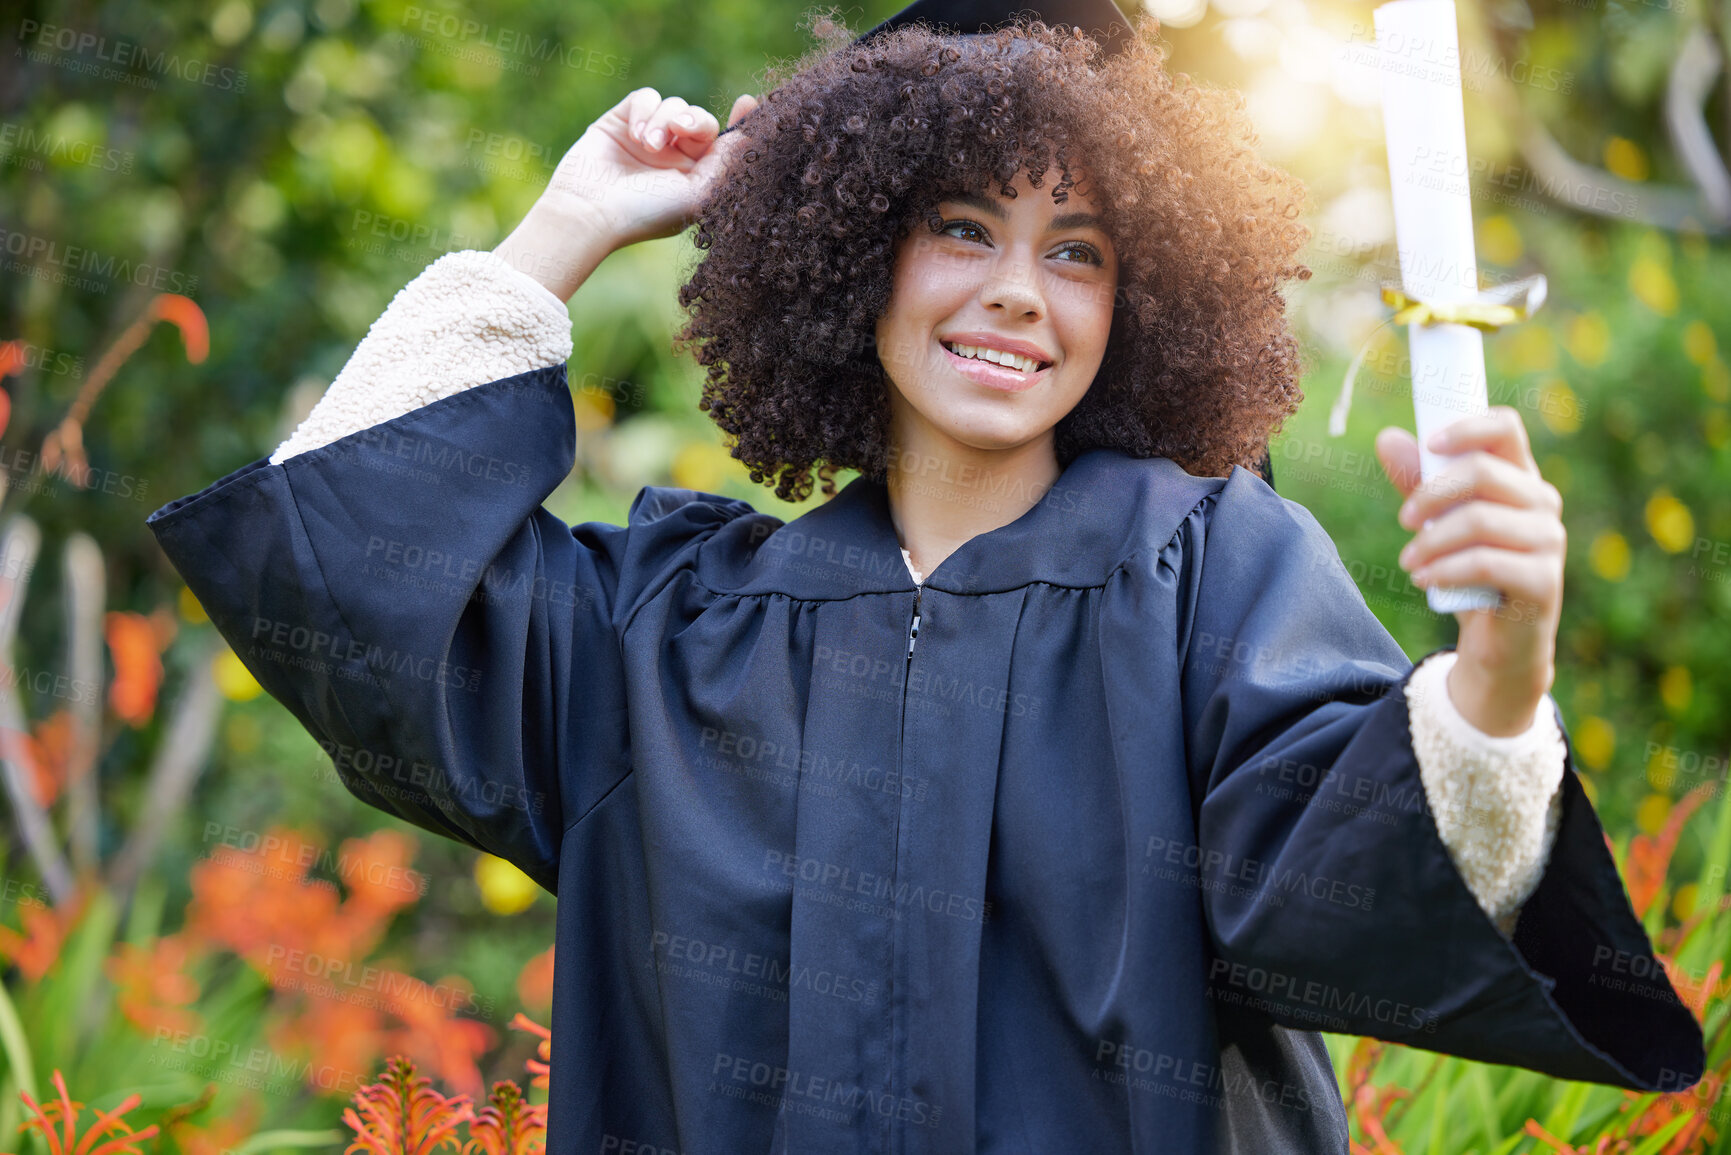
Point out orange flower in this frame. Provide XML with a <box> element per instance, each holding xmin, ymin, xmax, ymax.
<box><xmin>17</xmin><ymin>1069</ymin><xmax>160</xmax><ymax>1155</ymax></box>
<box><xmin>1601</xmin><ymin>1059</ymin><xmax>1724</xmax><ymax>1153</ymax></box>
<box><xmin>1690</xmin><ymin>959</ymin><xmax>1725</xmax><ymax>1023</ymax></box>
<box><xmin>183</xmin><ymin>825</ymin><xmax>491</xmax><ymax>1096</ymax></box>
<box><xmin>5</xmin><ymin>715</ymin><xmax>59</xmax><ymax>809</ymax></box>
<box><xmin>515</xmin><ymin>946</ymin><xmax>554</xmax><ymax>1013</ymax></box>
<box><xmin>1626</xmin><ymin>783</ymin><xmax>1715</xmax><ymax>920</ymax></box>
<box><xmin>105</xmin><ymin>610</ymin><xmax>175</xmax><ymax>727</ymax></box>
<box><xmin>105</xmin><ymin>933</ymin><xmax>203</xmax><ymax>1037</ymax></box>
<box><xmin>1347</xmin><ymin>1080</ymin><xmax>1409</xmax><ymax>1155</ymax></box>
<box><xmin>0</xmin><ymin>891</ymin><xmax>85</xmax><ymax>983</ymax></box>
<box><xmin>510</xmin><ymin>1013</ymin><xmax>551</xmax><ymax>1090</ymax></box>
<box><xmin>337</xmin><ymin>829</ymin><xmax>425</xmax><ymax>918</ymax></box>
<box><xmin>39</xmin><ymin>293</ymin><xmax>208</xmax><ymax>488</ymax></box>
<box><xmin>183</xmin><ymin>825</ymin><xmax>402</xmax><ymax>967</ymax></box>
<box><xmin>270</xmin><ymin>994</ymin><xmax>386</xmax><ymax>1092</ymax></box>
<box><xmin>183</xmin><ymin>829</ymin><xmax>345</xmax><ymax>964</ymax></box>
<box><xmin>167</xmin><ymin>1096</ymin><xmax>262</xmax><ymax>1155</ymax></box>
<box><xmin>1341</xmin><ymin>1039</ymin><xmax>1412</xmax><ymax>1155</ymax></box>
<box><xmin>26</xmin><ymin>709</ymin><xmax>77</xmax><ymax>807</ymax></box>
<box><xmin>1646</xmin><ymin>950</ymin><xmax>1729</xmax><ymax>1027</ymax></box>
<box><xmin>344</xmin><ymin>1055</ymin><xmax>472</xmax><ymax>1155</ymax></box>
<box><xmin>149</xmin><ymin>294</ymin><xmax>209</xmax><ymax>363</ymax></box>
<box><xmin>464</xmin><ymin>1081</ymin><xmax>547</xmax><ymax>1155</ymax></box>
<box><xmin>381</xmin><ymin>973</ymin><xmax>496</xmax><ymax>1097</ymax></box>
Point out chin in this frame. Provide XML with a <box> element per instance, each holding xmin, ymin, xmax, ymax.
<box><xmin>927</xmin><ymin>415</ymin><xmax>1055</xmax><ymax>454</ymax></box>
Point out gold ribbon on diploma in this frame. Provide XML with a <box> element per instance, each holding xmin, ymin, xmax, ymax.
<box><xmin>1327</xmin><ymin>273</ymin><xmax>1548</xmax><ymax>437</ymax></box>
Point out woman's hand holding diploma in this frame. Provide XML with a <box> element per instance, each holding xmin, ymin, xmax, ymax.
<box><xmin>1375</xmin><ymin>407</ymin><xmax>1567</xmax><ymax>737</ymax></box>
<box><xmin>494</xmin><ymin>87</ymin><xmax>761</xmax><ymax>302</ymax></box>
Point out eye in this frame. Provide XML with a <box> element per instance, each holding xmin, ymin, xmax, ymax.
<box><xmin>940</xmin><ymin>219</ymin><xmax>1106</xmax><ymax>267</ymax></box>
<box><xmin>940</xmin><ymin>219</ymin><xmax>989</xmax><ymax>243</ymax></box>
<box><xmin>1054</xmin><ymin>241</ymin><xmax>1105</xmax><ymax>266</ymax></box>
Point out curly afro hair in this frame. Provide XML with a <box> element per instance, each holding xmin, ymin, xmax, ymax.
<box><xmin>673</xmin><ymin>8</ymin><xmax>1312</xmax><ymax>503</ymax></box>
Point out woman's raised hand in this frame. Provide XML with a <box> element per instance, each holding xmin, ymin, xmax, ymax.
<box><xmin>493</xmin><ymin>88</ymin><xmax>759</xmax><ymax>301</ymax></box>
<box><xmin>543</xmin><ymin>87</ymin><xmax>761</xmax><ymax>248</ymax></box>
<box><xmin>1374</xmin><ymin>407</ymin><xmax>1566</xmax><ymax>737</ymax></box>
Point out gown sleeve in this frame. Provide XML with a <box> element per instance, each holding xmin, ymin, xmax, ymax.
<box><xmin>271</xmin><ymin>249</ymin><xmax>574</xmax><ymax>463</ymax></box>
<box><xmin>145</xmin><ymin>252</ymin><xmax>753</xmax><ymax>894</ymax></box>
<box><xmin>1407</xmin><ymin>648</ymin><xmax>1567</xmax><ymax>936</ymax></box>
<box><xmin>1176</xmin><ymin>467</ymin><xmax>1706</xmax><ymax>1093</ymax></box>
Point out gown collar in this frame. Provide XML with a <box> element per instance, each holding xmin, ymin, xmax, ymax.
<box><xmin>714</xmin><ymin>447</ymin><xmax>1228</xmax><ymax>600</ymax></box>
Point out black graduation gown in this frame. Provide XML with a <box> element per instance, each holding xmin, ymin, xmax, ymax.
<box><xmin>146</xmin><ymin>363</ymin><xmax>1704</xmax><ymax>1154</ymax></box>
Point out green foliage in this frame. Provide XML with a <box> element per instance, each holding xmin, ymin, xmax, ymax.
<box><xmin>2</xmin><ymin>0</ymin><xmax>1727</xmax><ymax>1147</ymax></box>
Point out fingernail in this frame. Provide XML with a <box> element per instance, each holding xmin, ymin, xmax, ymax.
<box><xmin>648</xmin><ymin>129</ymin><xmax>665</xmax><ymax>148</ymax></box>
<box><xmin>1427</xmin><ymin>430</ymin><xmax>1449</xmax><ymax>451</ymax></box>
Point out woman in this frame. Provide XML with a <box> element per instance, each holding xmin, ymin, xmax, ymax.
<box><xmin>147</xmin><ymin>12</ymin><xmax>1702</xmax><ymax>1153</ymax></box>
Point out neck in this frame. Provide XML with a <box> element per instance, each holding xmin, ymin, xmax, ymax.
<box><xmin>884</xmin><ymin>415</ymin><xmax>1061</xmax><ymax>582</ymax></box>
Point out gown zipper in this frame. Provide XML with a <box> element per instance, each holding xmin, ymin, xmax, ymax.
<box><xmin>906</xmin><ymin>582</ymin><xmax>923</xmax><ymax>666</ymax></box>
<box><xmin>892</xmin><ymin>572</ymin><xmax>922</xmax><ymax>1155</ymax></box>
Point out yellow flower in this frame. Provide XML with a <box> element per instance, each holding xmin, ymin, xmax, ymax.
<box><xmin>1478</xmin><ymin>215</ymin><xmax>1523</xmax><ymax>266</ymax></box>
<box><xmin>1673</xmin><ymin>882</ymin><xmax>1698</xmax><ymax>922</ymax></box>
<box><xmin>1575</xmin><ymin>714</ymin><xmax>1615</xmax><ymax>770</ymax></box>
<box><xmin>1502</xmin><ymin>324</ymin><xmax>1556</xmax><ymax>373</ymax></box>
<box><xmin>1645</xmin><ymin>740</ymin><xmax>1674</xmax><ymax>789</ymax></box>
<box><xmin>1589</xmin><ymin>531</ymin><xmax>1630</xmax><ymax>581</ymax></box>
<box><xmin>1683</xmin><ymin>320</ymin><xmax>1716</xmax><ymax>366</ymax></box>
<box><xmin>1644</xmin><ymin>489</ymin><xmax>1694</xmax><ymax>553</ymax></box>
<box><xmin>1703</xmin><ymin>358</ymin><xmax>1730</xmax><ymax>403</ymax></box>
<box><xmin>1603</xmin><ymin>137</ymin><xmax>1650</xmax><ymax>182</ymax></box>
<box><xmin>1635</xmin><ymin>792</ymin><xmax>1672</xmax><ymax>836</ymax></box>
<box><xmin>1659</xmin><ymin>665</ymin><xmax>1692</xmax><ymax>714</ymax></box>
<box><xmin>573</xmin><ymin>387</ymin><xmax>615</xmax><ymax>432</ymax></box>
<box><xmin>475</xmin><ymin>853</ymin><xmax>539</xmax><ymax>915</ymax></box>
<box><xmin>671</xmin><ymin>442</ymin><xmax>735</xmax><ymax>493</ymax></box>
<box><xmin>1565</xmin><ymin>312</ymin><xmax>1610</xmax><ymax>367</ymax></box>
<box><xmin>213</xmin><ymin>649</ymin><xmax>262</xmax><ymax>702</ymax></box>
<box><xmin>1629</xmin><ymin>256</ymin><xmax>1678</xmax><ymax>315</ymax></box>
<box><xmin>178</xmin><ymin>585</ymin><xmax>209</xmax><ymax>624</ymax></box>
<box><xmin>1707</xmin><ymin>409</ymin><xmax>1730</xmax><ymax>449</ymax></box>
<box><xmin>1537</xmin><ymin>378</ymin><xmax>1582</xmax><ymax>435</ymax></box>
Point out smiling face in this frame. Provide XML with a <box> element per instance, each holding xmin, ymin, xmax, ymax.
<box><xmin>873</xmin><ymin>167</ymin><xmax>1119</xmax><ymax>467</ymax></box>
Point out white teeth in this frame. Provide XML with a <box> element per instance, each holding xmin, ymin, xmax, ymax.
<box><xmin>943</xmin><ymin>342</ymin><xmax>1046</xmax><ymax>374</ymax></box>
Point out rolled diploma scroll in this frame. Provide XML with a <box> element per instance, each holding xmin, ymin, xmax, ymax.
<box><xmin>1374</xmin><ymin>0</ymin><xmax>1500</xmax><ymax>613</ymax></box>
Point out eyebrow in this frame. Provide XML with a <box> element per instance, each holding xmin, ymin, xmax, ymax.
<box><xmin>941</xmin><ymin>191</ymin><xmax>1110</xmax><ymax>237</ymax></box>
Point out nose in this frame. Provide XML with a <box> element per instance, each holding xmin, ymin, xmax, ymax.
<box><xmin>978</xmin><ymin>251</ymin><xmax>1043</xmax><ymax>319</ymax></box>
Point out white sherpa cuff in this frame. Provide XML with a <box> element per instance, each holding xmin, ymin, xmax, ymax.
<box><xmin>1406</xmin><ymin>649</ymin><xmax>1567</xmax><ymax>937</ymax></box>
<box><xmin>270</xmin><ymin>250</ymin><xmax>573</xmax><ymax>464</ymax></box>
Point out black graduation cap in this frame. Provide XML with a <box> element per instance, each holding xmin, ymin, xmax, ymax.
<box><xmin>729</xmin><ymin>0</ymin><xmax>1281</xmax><ymax>490</ymax></box>
<box><xmin>855</xmin><ymin>0</ymin><xmax>1137</xmax><ymax>60</ymax></box>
